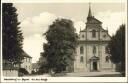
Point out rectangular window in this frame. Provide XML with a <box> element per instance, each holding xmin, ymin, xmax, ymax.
<box><xmin>82</xmin><ymin>34</ymin><xmax>84</xmax><ymax>38</ymax></box>
<box><xmin>29</xmin><ymin>59</ymin><xmax>30</xmax><ymax>62</ymax></box>
<box><xmin>74</xmin><ymin>49</ymin><xmax>77</xmax><ymax>55</ymax></box>
<box><xmin>80</xmin><ymin>46</ymin><xmax>84</xmax><ymax>54</ymax></box>
<box><xmin>80</xmin><ymin>56</ymin><xmax>84</xmax><ymax>62</ymax></box>
<box><xmin>93</xmin><ymin>46</ymin><xmax>96</xmax><ymax>54</ymax></box>
<box><xmin>105</xmin><ymin>46</ymin><xmax>109</xmax><ymax>54</ymax></box>
<box><xmin>92</xmin><ymin>30</ymin><xmax>96</xmax><ymax>38</ymax></box>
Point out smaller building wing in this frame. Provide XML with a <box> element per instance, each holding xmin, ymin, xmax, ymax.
<box><xmin>32</xmin><ymin>63</ymin><xmax>40</xmax><ymax>69</ymax></box>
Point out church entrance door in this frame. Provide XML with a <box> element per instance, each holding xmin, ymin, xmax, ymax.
<box><xmin>93</xmin><ymin>62</ymin><xmax>97</xmax><ymax>71</ymax></box>
<box><xmin>89</xmin><ymin>56</ymin><xmax>99</xmax><ymax>71</ymax></box>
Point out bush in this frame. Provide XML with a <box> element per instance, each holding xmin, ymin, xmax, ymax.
<box><xmin>37</xmin><ymin>68</ymin><xmax>49</xmax><ymax>74</ymax></box>
<box><xmin>19</xmin><ymin>68</ymin><xmax>29</xmax><ymax>75</ymax></box>
<box><xmin>31</xmin><ymin>70</ymin><xmax>36</xmax><ymax>74</ymax></box>
<box><xmin>37</xmin><ymin>63</ymin><xmax>49</xmax><ymax>74</ymax></box>
<box><xmin>52</xmin><ymin>72</ymin><xmax>66</xmax><ymax>77</ymax></box>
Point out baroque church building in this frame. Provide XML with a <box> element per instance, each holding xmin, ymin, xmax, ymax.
<box><xmin>74</xmin><ymin>5</ymin><xmax>115</xmax><ymax>72</ymax></box>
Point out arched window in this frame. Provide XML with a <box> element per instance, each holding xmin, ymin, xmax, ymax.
<box><xmin>80</xmin><ymin>46</ymin><xmax>84</xmax><ymax>54</ymax></box>
<box><xmin>93</xmin><ymin>46</ymin><xmax>96</xmax><ymax>54</ymax></box>
<box><xmin>105</xmin><ymin>56</ymin><xmax>110</xmax><ymax>62</ymax></box>
<box><xmin>80</xmin><ymin>56</ymin><xmax>84</xmax><ymax>62</ymax></box>
<box><xmin>92</xmin><ymin>30</ymin><xmax>96</xmax><ymax>38</ymax></box>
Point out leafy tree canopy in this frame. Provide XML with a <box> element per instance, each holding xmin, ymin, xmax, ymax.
<box><xmin>108</xmin><ymin>24</ymin><xmax>125</xmax><ymax>72</ymax></box>
<box><xmin>2</xmin><ymin>3</ymin><xmax>23</xmax><ymax>63</ymax></box>
<box><xmin>41</xmin><ymin>18</ymin><xmax>78</xmax><ymax>73</ymax></box>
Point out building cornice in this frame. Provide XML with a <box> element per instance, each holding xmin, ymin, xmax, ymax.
<box><xmin>78</xmin><ymin>40</ymin><xmax>110</xmax><ymax>44</ymax></box>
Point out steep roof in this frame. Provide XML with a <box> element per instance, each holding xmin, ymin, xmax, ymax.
<box><xmin>3</xmin><ymin>65</ymin><xmax>19</xmax><ymax>70</ymax></box>
<box><xmin>21</xmin><ymin>50</ymin><xmax>32</xmax><ymax>58</ymax></box>
<box><xmin>87</xmin><ymin>16</ymin><xmax>102</xmax><ymax>24</ymax></box>
<box><xmin>3</xmin><ymin>60</ymin><xmax>19</xmax><ymax>70</ymax></box>
<box><xmin>3</xmin><ymin>59</ymin><xmax>11</xmax><ymax>64</ymax></box>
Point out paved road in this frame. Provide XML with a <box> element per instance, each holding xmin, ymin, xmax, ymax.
<box><xmin>23</xmin><ymin>74</ymin><xmax>51</xmax><ymax>77</ymax></box>
<box><xmin>65</xmin><ymin>71</ymin><xmax>122</xmax><ymax>77</ymax></box>
<box><xmin>23</xmin><ymin>72</ymin><xmax>122</xmax><ymax>77</ymax></box>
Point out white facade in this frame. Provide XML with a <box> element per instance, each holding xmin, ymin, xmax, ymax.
<box><xmin>74</xmin><ymin>6</ymin><xmax>115</xmax><ymax>72</ymax></box>
<box><xmin>3</xmin><ymin>51</ymin><xmax>32</xmax><ymax>76</ymax></box>
<box><xmin>21</xmin><ymin>57</ymin><xmax>32</xmax><ymax>73</ymax></box>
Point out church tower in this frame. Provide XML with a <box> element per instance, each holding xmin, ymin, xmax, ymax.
<box><xmin>74</xmin><ymin>3</ymin><xmax>115</xmax><ymax>72</ymax></box>
<box><xmin>87</xmin><ymin>3</ymin><xmax>93</xmax><ymax>19</ymax></box>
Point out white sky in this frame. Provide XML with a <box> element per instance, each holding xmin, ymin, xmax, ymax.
<box><xmin>14</xmin><ymin>2</ymin><xmax>126</xmax><ymax>63</ymax></box>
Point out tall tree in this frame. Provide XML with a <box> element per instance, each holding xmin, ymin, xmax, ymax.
<box><xmin>2</xmin><ymin>3</ymin><xmax>23</xmax><ymax>64</ymax></box>
<box><xmin>41</xmin><ymin>19</ymin><xmax>78</xmax><ymax>73</ymax></box>
<box><xmin>108</xmin><ymin>24</ymin><xmax>125</xmax><ymax>74</ymax></box>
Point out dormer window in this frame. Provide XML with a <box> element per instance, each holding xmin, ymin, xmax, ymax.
<box><xmin>92</xmin><ymin>30</ymin><xmax>96</xmax><ymax>38</ymax></box>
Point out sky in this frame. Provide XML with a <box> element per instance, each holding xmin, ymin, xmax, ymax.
<box><xmin>13</xmin><ymin>2</ymin><xmax>126</xmax><ymax>63</ymax></box>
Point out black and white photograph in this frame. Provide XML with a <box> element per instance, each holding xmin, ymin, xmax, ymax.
<box><xmin>1</xmin><ymin>0</ymin><xmax>127</xmax><ymax>82</ymax></box>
